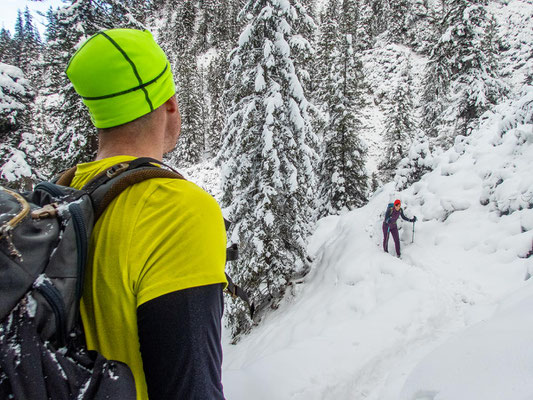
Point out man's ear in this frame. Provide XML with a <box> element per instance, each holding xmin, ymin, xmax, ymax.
<box><xmin>165</xmin><ymin>95</ymin><xmax>178</xmax><ymax>113</ymax></box>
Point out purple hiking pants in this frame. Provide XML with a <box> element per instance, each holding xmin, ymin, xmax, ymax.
<box><xmin>382</xmin><ymin>222</ymin><xmax>401</xmax><ymax>256</ymax></box>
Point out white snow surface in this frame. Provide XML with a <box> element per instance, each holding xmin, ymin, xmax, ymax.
<box><xmin>218</xmin><ymin>93</ymin><xmax>533</xmax><ymax>399</ymax></box>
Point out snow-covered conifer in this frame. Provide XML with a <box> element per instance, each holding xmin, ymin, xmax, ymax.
<box><xmin>314</xmin><ymin>0</ymin><xmax>340</xmax><ymax>104</ymax></box>
<box><xmin>355</xmin><ymin>1</ymin><xmax>375</xmax><ymax>51</ymax></box>
<box><xmin>205</xmin><ymin>52</ymin><xmax>229</xmax><ymax>156</ymax></box>
<box><xmin>394</xmin><ymin>129</ymin><xmax>433</xmax><ymax>191</ymax></box>
<box><xmin>317</xmin><ymin>2</ymin><xmax>368</xmax><ymax>218</ymax></box>
<box><xmin>195</xmin><ymin>0</ymin><xmax>218</xmax><ymax>52</ymax></box>
<box><xmin>363</xmin><ymin>0</ymin><xmax>389</xmax><ymax>42</ymax></box>
<box><xmin>387</xmin><ymin>0</ymin><xmax>410</xmax><ymax>44</ymax></box>
<box><xmin>12</xmin><ymin>11</ymin><xmax>25</xmax><ymax>67</ymax></box>
<box><xmin>167</xmin><ymin>47</ymin><xmax>205</xmax><ymax>167</ymax></box>
<box><xmin>421</xmin><ymin>0</ymin><xmax>507</xmax><ymax>148</ymax></box>
<box><xmin>0</xmin><ymin>63</ymin><xmax>35</xmax><ymax>189</ymax></box>
<box><xmin>406</xmin><ymin>0</ymin><xmax>442</xmax><ymax>54</ymax></box>
<box><xmin>219</xmin><ymin>0</ymin><xmax>318</xmax><ymax>337</ymax></box>
<box><xmin>0</xmin><ymin>29</ymin><xmax>15</xmax><ymax>66</ymax></box>
<box><xmin>378</xmin><ymin>60</ymin><xmax>415</xmax><ymax>182</ymax></box>
<box><xmin>156</xmin><ymin>0</ymin><xmax>196</xmax><ymax>58</ymax></box>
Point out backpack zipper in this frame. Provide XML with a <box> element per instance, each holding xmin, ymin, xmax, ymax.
<box><xmin>69</xmin><ymin>203</ymin><xmax>87</xmax><ymax>301</ymax></box>
<box><xmin>35</xmin><ymin>279</ymin><xmax>67</xmax><ymax>346</ymax></box>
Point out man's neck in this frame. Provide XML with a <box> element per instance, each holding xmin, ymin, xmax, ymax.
<box><xmin>96</xmin><ymin>147</ymin><xmax>163</xmax><ymax>161</ymax></box>
<box><xmin>95</xmin><ymin>128</ymin><xmax>164</xmax><ymax>161</ymax></box>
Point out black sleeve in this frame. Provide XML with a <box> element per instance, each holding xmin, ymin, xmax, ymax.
<box><xmin>137</xmin><ymin>283</ymin><xmax>225</xmax><ymax>400</ymax></box>
<box><xmin>400</xmin><ymin>208</ymin><xmax>411</xmax><ymax>222</ymax></box>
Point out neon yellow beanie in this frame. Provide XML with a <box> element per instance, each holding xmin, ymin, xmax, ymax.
<box><xmin>66</xmin><ymin>29</ymin><xmax>175</xmax><ymax>129</ymax></box>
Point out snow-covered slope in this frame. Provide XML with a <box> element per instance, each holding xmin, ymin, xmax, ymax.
<box><xmin>221</xmin><ymin>82</ymin><xmax>532</xmax><ymax>398</ymax></box>
<box><xmin>400</xmin><ymin>281</ymin><xmax>533</xmax><ymax>400</ymax></box>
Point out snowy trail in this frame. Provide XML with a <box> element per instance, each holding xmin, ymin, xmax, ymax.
<box><xmin>222</xmin><ymin>183</ymin><xmax>528</xmax><ymax>399</ymax></box>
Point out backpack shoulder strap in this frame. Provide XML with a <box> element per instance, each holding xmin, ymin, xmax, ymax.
<box><xmin>55</xmin><ymin>157</ymin><xmax>185</xmax><ymax>220</ymax></box>
<box><xmin>85</xmin><ymin>158</ymin><xmax>185</xmax><ymax>220</ymax></box>
<box><xmin>55</xmin><ymin>166</ymin><xmax>78</xmax><ymax>186</ymax></box>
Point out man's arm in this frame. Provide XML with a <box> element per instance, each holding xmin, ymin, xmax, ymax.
<box><xmin>137</xmin><ymin>283</ymin><xmax>225</xmax><ymax>400</ymax></box>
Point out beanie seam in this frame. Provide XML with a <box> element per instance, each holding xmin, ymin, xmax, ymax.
<box><xmin>99</xmin><ymin>31</ymin><xmax>154</xmax><ymax>112</ymax></box>
<box><xmin>66</xmin><ymin>33</ymin><xmax>100</xmax><ymax>73</ymax></box>
<box><xmin>81</xmin><ymin>63</ymin><xmax>169</xmax><ymax>101</ymax></box>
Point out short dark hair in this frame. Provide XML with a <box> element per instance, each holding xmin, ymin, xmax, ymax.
<box><xmin>97</xmin><ymin>108</ymin><xmax>157</xmax><ymax>135</ymax></box>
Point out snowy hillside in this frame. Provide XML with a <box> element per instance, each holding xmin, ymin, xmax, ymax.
<box><xmin>220</xmin><ymin>85</ymin><xmax>532</xmax><ymax>398</ymax></box>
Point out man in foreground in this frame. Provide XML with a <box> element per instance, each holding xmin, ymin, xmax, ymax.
<box><xmin>66</xmin><ymin>28</ymin><xmax>227</xmax><ymax>399</ymax></box>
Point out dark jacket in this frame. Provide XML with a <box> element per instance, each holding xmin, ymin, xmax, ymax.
<box><xmin>384</xmin><ymin>205</ymin><xmax>414</xmax><ymax>225</ymax></box>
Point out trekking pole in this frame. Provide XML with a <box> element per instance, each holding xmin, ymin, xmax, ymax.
<box><xmin>411</xmin><ymin>221</ymin><xmax>415</xmax><ymax>244</ymax></box>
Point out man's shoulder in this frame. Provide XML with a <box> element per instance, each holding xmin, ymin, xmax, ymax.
<box><xmin>141</xmin><ymin>177</ymin><xmax>221</xmax><ymax>215</ymax></box>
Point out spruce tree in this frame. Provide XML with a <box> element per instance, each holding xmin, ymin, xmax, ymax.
<box><xmin>357</xmin><ymin>0</ymin><xmax>388</xmax><ymax>46</ymax></box>
<box><xmin>0</xmin><ymin>63</ymin><xmax>36</xmax><ymax>190</ymax></box>
<box><xmin>156</xmin><ymin>0</ymin><xmax>197</xmax><ymax>58</ymax></box>
<box><xmin>291</xmin><ymin>0</ymin><xmax>317</xmax><ymax>97</ymax></box>
<box><xmin>394</xmin><ymin>130</ymin><xmax>433</xmax><ymax>191</ymax></box>
<box><xmin>378</xmin><ymin>60</ymin><xmax>415</xmax><ymax>182</ymax></box>
<box><xmin>22</xmin><ymin>7</ymin><xmax>42</xmax><ymax>59</ymax></box>
<box><xmin>406</xmin><ymin>0</ymin><xmax>442</xmax><ymax>54</ymax></box>
<box><xmin>156</xmin><ymin>1</ymin><xmax>207</xmax><ymax>167</ymax></box>
<box><xmin>212</xmin><ymin>0</ymin><xmax>246</xmax><ymax>47</ymax></box>
<box><xmin>421</xmin><ymin>0</ymin><xmax>507</xmax><ymax>148</ymax></box>
<box><xmin>370</xmin><ymin>172</ymin><xmax>380</xmax><ymax>194</ymax></box>
<box><xmin>0</xmin><ymin>29</ymin><xmax>15</xmax><ymax>65</ymax></box>
<box><xmin>205</xmin><ymin>52</ymin><xmax>229</xmax><ymax>156</ymax></box>
<box><xmin>317</xmin><ymin>0</ymin><xmax>368</xmax><ymax>218</ymax></box>
<box><xmin>355</xmin><ymin>1</ymin><xmax>375</xmax><ymax>51</ymax></box>
<box><xmin>167</xmin><ymin>46</ymin><xmax>204</xmax><ymax>167</ymax></box>
<box><xmin>387</xmin><ymin>0</ymin><xmax>410</xmax><ymax>44</ymax></box>
<box><xmin>219</xmin><ymin>0</ymin><xmax>318</xmax><ymax>338</ymax></box>
<box><xmin>314</xmin><ymin>0</ymin><xmax>340</xmax><ymax>106</ymax></box>
<box><xmin>21</xmin><ymin>7</ymin><xmax>43</xmax><ymax>81</ymax></box>
<box><xmin>12</xmin><ymin>11</ymin><xmax>25</xmax><ymax>68</ymax></box>
<box><xmin>195</xmin><ymin>0</ymin><xmax>218</xmax><ymax>52</ymax></box>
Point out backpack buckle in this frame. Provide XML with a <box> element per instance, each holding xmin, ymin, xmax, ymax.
<box><xmin>227</xmin><ymin>283</ymin><xmax>238</xmax><ymax>299</ymax></box>
<box><xmin>106</xmin><ymin>163</ymin><xmax>130</xmax><ymax>178</ymax></box>
<box><xmin>31</xmin><ymin>203</ymin><xmax>59</xmax><ymax>219</ymax></box>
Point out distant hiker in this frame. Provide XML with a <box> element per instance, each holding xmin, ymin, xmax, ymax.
<box><xmin>383</xmin><ymin>199</ymin><xmax>417</xmax><ymax>257</ymax></box>
<box><xmin>66</xmin><ymin>29</ymin><xmax>227</xmax><ymax>399</ymax></box>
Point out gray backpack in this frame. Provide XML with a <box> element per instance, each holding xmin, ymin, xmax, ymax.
<box><xmin>0</xmin><ymin>158</ymin><xmax>180</xmax><ymax>399</ymax></box>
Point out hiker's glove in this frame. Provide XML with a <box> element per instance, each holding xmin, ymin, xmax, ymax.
<box><xmin>412</xmin><ymin>216</ymin><xmax>417</xmax><ymax>222</ymax></box>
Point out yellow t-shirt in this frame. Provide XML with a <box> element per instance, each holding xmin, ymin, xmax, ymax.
<box><xmin>70</xmin><ymin>156</ymin><xmax>227</xmax><ymax>400</ymax></box>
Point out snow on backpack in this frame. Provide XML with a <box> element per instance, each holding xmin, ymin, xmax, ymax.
<box><xmin>0</xmin><ymin>158</ymin><xmax>185</xmax><ymax>399</ymax></box>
